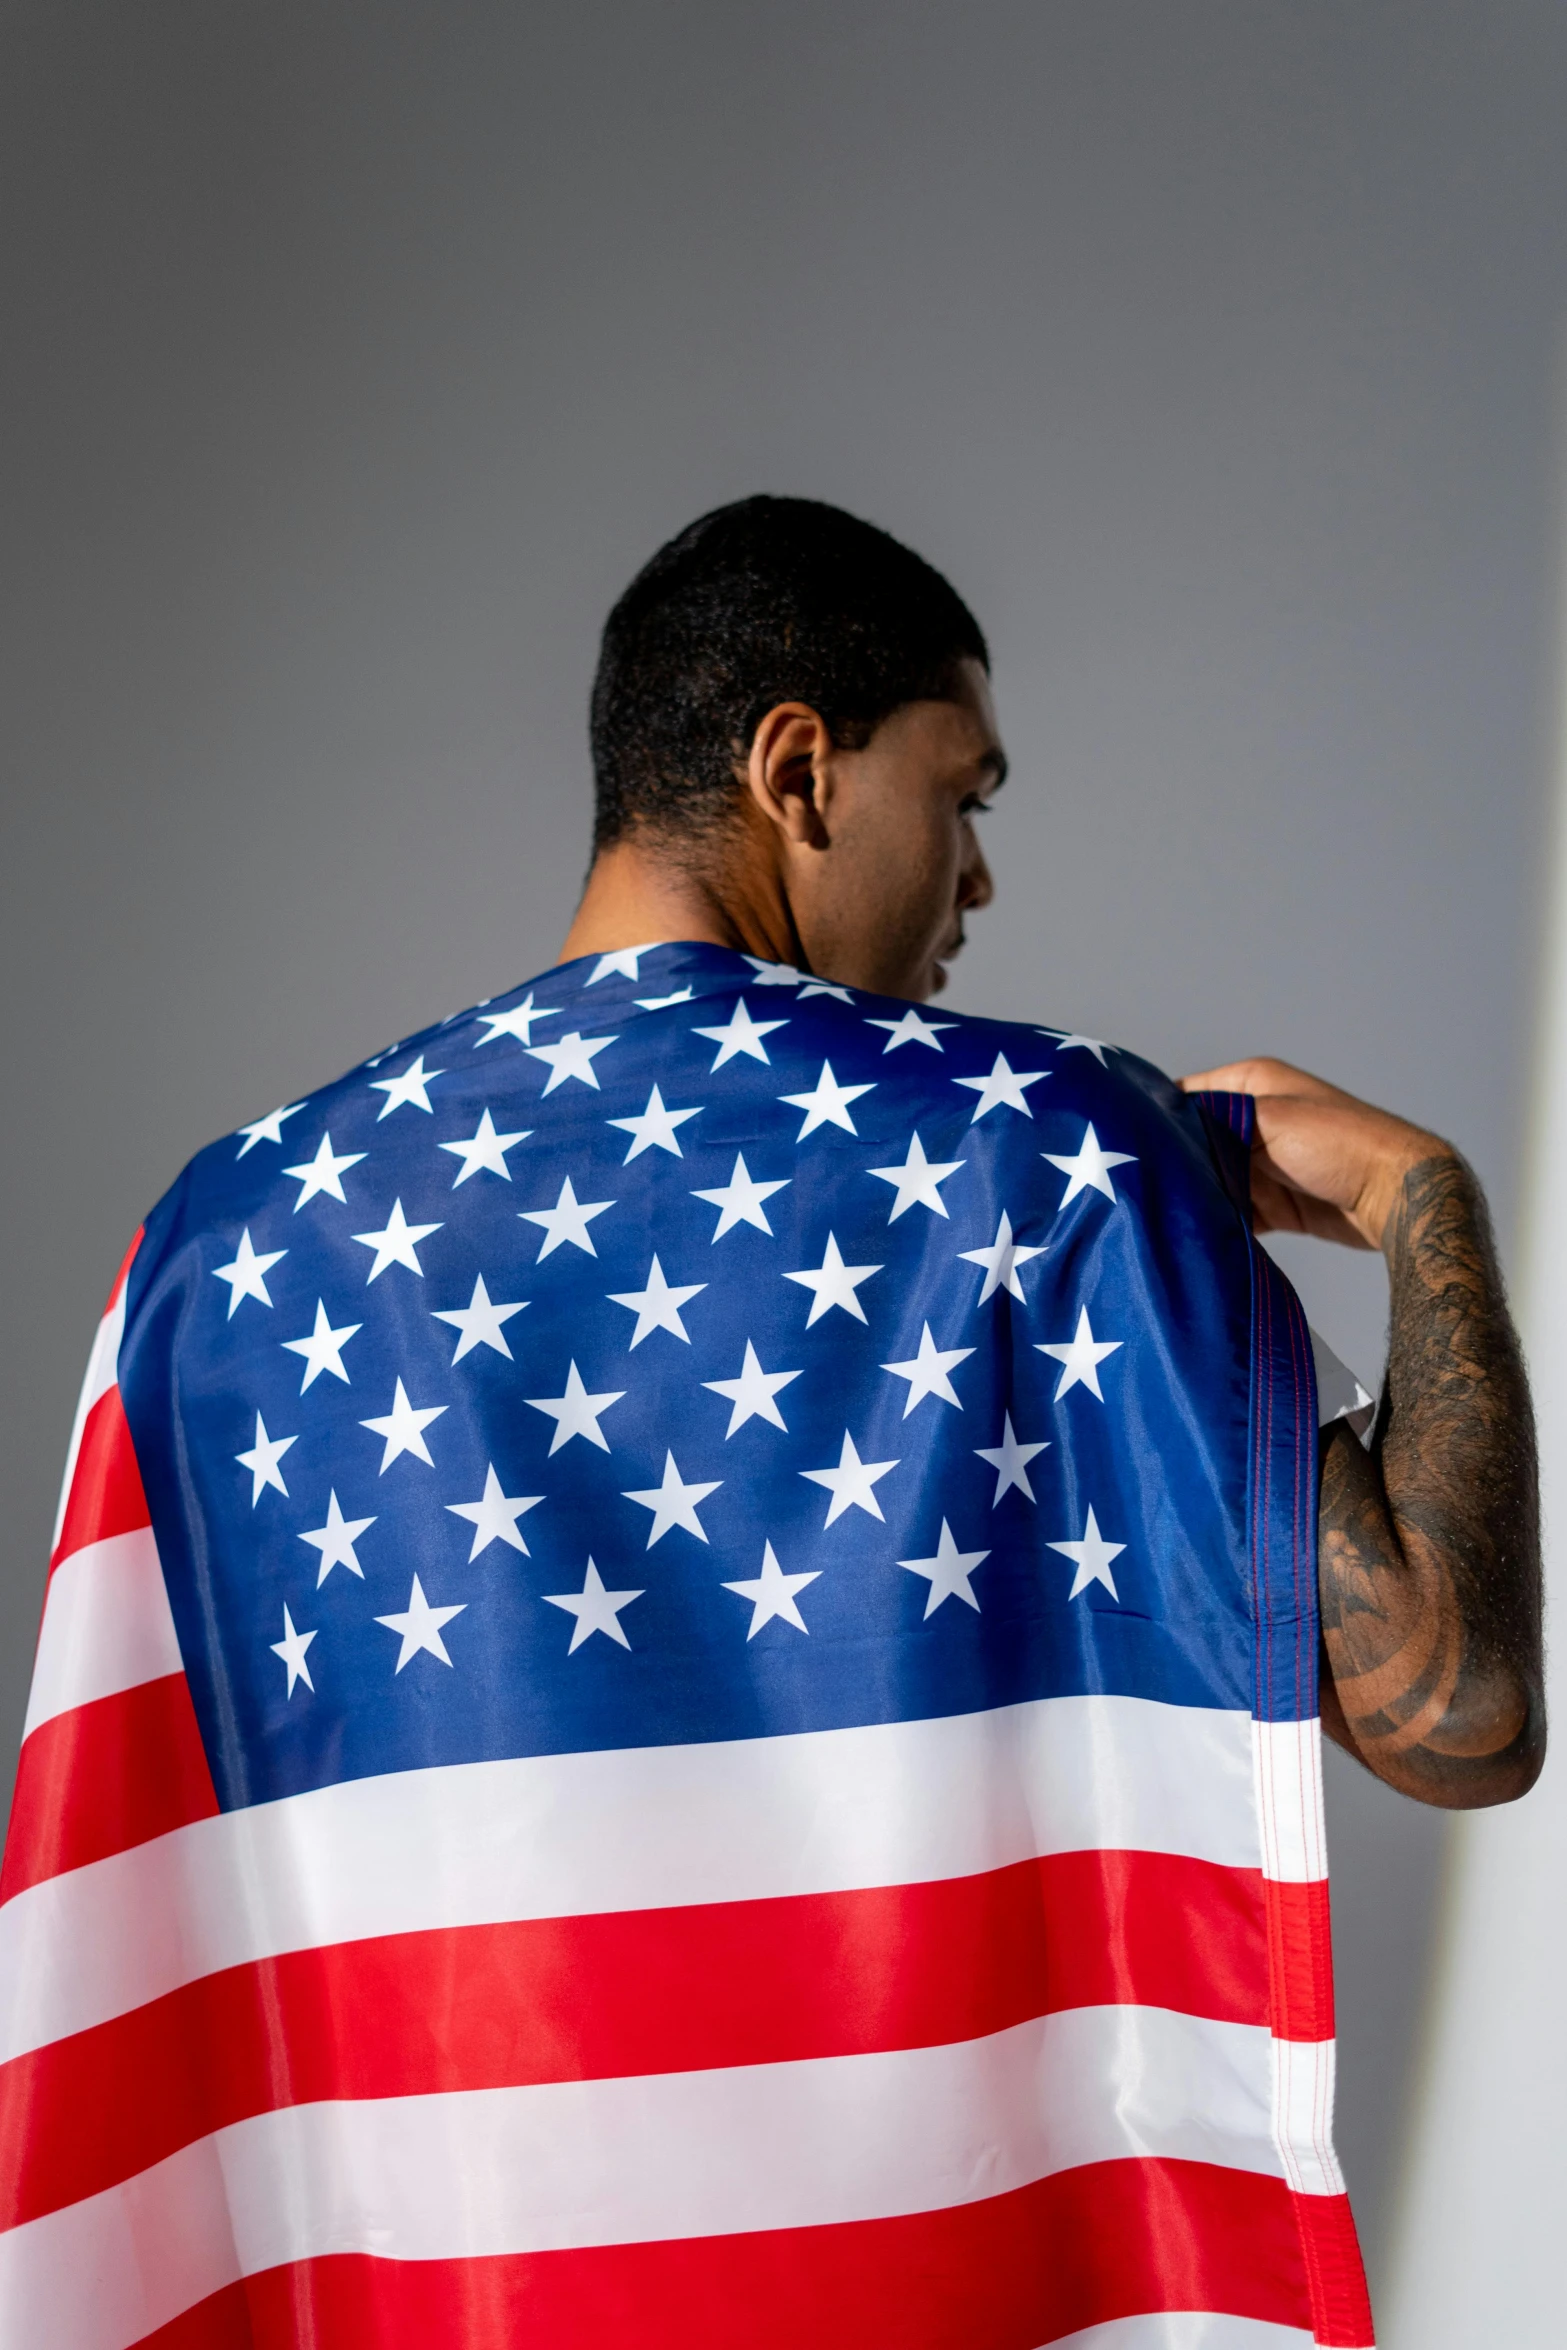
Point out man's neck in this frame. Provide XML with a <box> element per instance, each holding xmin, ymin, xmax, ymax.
<box><xmin>558</xmin><ymin>838</ymin><xmax>804</xmax><ymax>972</ymax></box>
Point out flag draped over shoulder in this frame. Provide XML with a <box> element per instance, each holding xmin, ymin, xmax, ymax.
<box><xmin>0</xmin><ymin>942</ymin><xmax>1375</xmax><ymax>2349</ymax></box>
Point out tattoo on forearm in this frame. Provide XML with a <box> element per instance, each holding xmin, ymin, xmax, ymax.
<box><xmin>1317</xmin><ymin>1154</ymin><xmax>1544</xmax><ymax>1805</ymax></box>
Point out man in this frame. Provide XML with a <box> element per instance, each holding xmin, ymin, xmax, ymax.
<box><xmin>0</xmin><ymin>497</ymin><xmax>1541</xmax><ymax>2348</ymax></box>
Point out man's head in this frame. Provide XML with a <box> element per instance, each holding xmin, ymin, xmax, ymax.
<box><xmin>586</xmin><ymin>496</ymin><xmax>1005</xmax><ymax>1001</ymax></box>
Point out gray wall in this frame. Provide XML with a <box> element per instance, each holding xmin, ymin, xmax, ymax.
<box><xmin>5</xmin><ymin>0</ymin><xmax>1565</xmax><ymax>2308</ymax></box>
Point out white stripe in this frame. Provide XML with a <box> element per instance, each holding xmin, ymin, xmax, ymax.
<box><xmin>1045</xmin><ymin>2323</ymin><xmax>1314</xmax><ymax>2349</ymax></box>
<box><xmin>1251</xmin><ymin>1717</ymin><xmax>1327</xmax><ymax>1883</ymax></box>
<box><xmin>0</xmin><ymin>2007</ymin><xmax>1279</xmax><ymax>2349</ymax></box>
<box><xmin>22</xmin><ymin>1530</ymin><xmax>181</xmax><ymax>1739</ymax></box>
<box><xmin>1252</xmin><ymin>1715</ymin><xmax>1345</xmax><ymax>2200</ymax></box>
<box><xmin>1272</xmin><ymin>2033</ymin><xmax>1345</xmax><ymax>2197</ymax></box>
<box><xmin>50</xmin><ymin>1296</ymin><xmax>125</xmax><ymax>1556</ymax></box>
<box><xmin>0</xmin><ymin>1692</ymin><xmax>1263</xmax><ymax>2062</ymax></box>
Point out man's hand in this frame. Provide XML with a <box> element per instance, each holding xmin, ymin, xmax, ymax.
<box><xmin>1179</xmin><ymin>1056</ymin><xmax>1544</xmax><ymax>1809</ymax></box>
<box><xmin>1179</xmin><ymin>1055</ymin><xmax>1447</xmax><ymax>1250</ymax></box>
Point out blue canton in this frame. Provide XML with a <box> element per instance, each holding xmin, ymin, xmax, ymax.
<box><xmin>120</xmin><ymin>944</ymin><xmax>1264</xmax><ymax>1812</ymax></box>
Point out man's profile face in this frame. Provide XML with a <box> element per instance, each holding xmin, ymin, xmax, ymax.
<box><xmin>801</xmin><ymin>659</ymin><xmax>1004</xmax><ymax>1003</ymax></box>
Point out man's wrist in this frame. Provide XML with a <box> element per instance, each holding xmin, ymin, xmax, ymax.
<box><xmin>1372</xmin><ymin>1135</ymin><xmax>1461</xmax><ymax>1258</ymax></box>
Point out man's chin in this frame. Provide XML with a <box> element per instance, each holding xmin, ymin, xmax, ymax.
<box><xmin>927</xmin><ymin>938</ymin><xmax>964</xmax><ymax>997</ymax></box>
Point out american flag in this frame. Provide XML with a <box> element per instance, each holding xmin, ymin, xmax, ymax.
<box><xmin>0</xmin><ymin>941</ymin><xmax>1374</xmax><ymax>2347</ymax></box>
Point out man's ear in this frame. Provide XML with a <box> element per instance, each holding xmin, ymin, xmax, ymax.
<box><xmin>744</xmin><ymin>702</ymin><xmax>837</xmax><ymax>848</ymax></box>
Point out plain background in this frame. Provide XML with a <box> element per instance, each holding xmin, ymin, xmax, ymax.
<box><xmin>5</xmin><ymin>1</ymin><xmax>1567</xmax><ymax>2321</ymax></box>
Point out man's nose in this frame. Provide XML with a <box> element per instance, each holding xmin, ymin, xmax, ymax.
<box><xmin>959</xmin><ymin>836</ymin><xmax>995</xmax><ymax>913</ymax></box>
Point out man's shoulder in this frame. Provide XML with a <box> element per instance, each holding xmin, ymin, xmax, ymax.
<box><xmin>131</xmin><ymin>944</ymin><xmax>1196</xmax><ymax>1274</ymax></box>
<box><xmin>802</xmin><ymin>981</ymin><xmax>1183</xmax><ymax>1138</ymax></box>
<box><xmin>131</xmin><ymin>976</ymin><xmax>544</xmax><ymax>1278</ymax></box>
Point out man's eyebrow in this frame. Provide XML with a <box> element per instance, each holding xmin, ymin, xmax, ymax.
<box><xmin>978</xmin><ymin>747</ymin><xmax>1009</xmax><ymax>791</ymax></box>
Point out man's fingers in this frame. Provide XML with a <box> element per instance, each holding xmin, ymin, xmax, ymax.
<box><xmin>1178</xmin><ymin>1057</ymin><xmax>1348</xmax><ymax>1104</ymax></box>
<box><xmin>1180</xmin><ymin>1058</ymin><xmax>1451</xmax><ymax>1253</ymax></box>
<box><xmin>1250</xmin><ymin>1159</ymin><xmax>1375</xmax><ymax>1250</ymax></box>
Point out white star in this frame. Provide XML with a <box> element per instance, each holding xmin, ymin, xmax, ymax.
<box><xmin>607</xmin><ymin>1083</ymin><xmax>703</xmax><ymax>1162</ymax></box>
<box><xmin>953</xmin><ymin>1052</ymin><xmax>1049</xmax><ymax>1123</ymax></box>
<box><xmin>270</xmin><ymin>1605</ymin><xmax>317</xmax><ymax>1697</ymax></box>
<box><xmin>865</xmin><ymin>1007</ymin><xmax>956</xmax><ymax>1053</ymax></box>
<box><xmin>236</xmin><ymin>1412</ymin><xmax>296</xmax><ymax>1505</ymax></box>
<box><xmin>474</xmin><ymin>993</ymin><xmax>557</xmax><ymax>1048</ymax></box>
<box><xmin>779</xmin><ymin>1060</ymin><xmax>875</xmax><ymax>1139</ymax></box>
<box><xmin>359</xmin><ymin>1377</ymin><xmax>447</xmax><ymax>1472</ymax></box>
<box><xmin>801</xmin><ymin>1430</ymin><xmax>899</xmax><ymax>1526</ymax></box>
<box><xmin>799</xmin><ymin>979</ymin><xmax>855</xmax><ymax>1002</ymax></box>
<box><xmin>622</xmin><ymin>1450</ymin><xmax>723</xmax><ymax>1546</ymax></box>
<box><xmin>693</xmin><ymin>996</ymin><xmax>788</xmax><ymax>1069</ymax></box>
<box><xmin>881</xmin><ymin>1322</ymin><xmax>975</xmax><ymax>1416</ymax></box>
<box><xmin>958</xmin><ymin>1210</ymin><xmax>1047</xmax><ymax>1303</ymax></box>
<box><xmin>635</xmin><ymin>986</ymin><xmax>694</xmax><ymax>1010</ymax></box>
<box><xmin>743</xmin><ymin>955</ymin><xmax>806</xmax><ymax>986</ymax></box>
<box><xmin>702</xmin><ymin>1340</ymin><xmax>802</xmax><ymax>1435</ymax></box>
<box><xmin>900</xmin><ymin>1520</ymin><xmax>990</xmax><ymax>1617</ymax></box>
<box><xmin>784</xmin><ymin>1232</ymin><xmax>883</xmax><ymax>1326</ymax></box>
<box><xmin>370</xmin><ymin>1052</ymin><xmax>444</xmax><ymax>1120</ymax></box>
<box><xmin>588</xmin><ymin>943</ymin><xmax>660</xmax><ymax>983</ymax></box>
<box><xmin>376</xmin><ymin>1574</ymin><xmax>466</xmax><ymax>1671</ymax></box>
<box><xmin>1039</xmin><ymin>1028</ymin><xmax>1118</xmax><ymax>1066</ymax></box>
<box><xmin>299</xmin><ymin>1489</ymin><xmax>375</xmax><ymax>1585</ymax></box>
<box><xmin>975</xmin><ymin>1413</ymin><xmax>1049</xmax><ymax>1504</ymax></box>
<box><xmin>1037</xmin><ymin>1305</ymin><xmax>1124</xmax><ymax>1400</ymax></box>
<box><xmin>607</xmin><ymin>1255</ymin><xmax>707</xmax><ymax>1347</ymax></box>
<box><xmin>1049</xmin><ymin>1504</ymin><xmax>1126</xmax><ymax>1600</ymax></box>
<box><xmin>446</xmin><ymin>1463</ymin><xmax>543</xmax><ymax>1560</ymax></box>
<box><xmin>543</xmin><ymin>1558</ymin><xmax>643</xmax><ymax>1652</ymax></box>
<box><xmin>351</xmin><ymin>1198</ymin><xmax>443</xmax><ymax>1281</ymax></box>
<box><xmin>525</xmin><ymin>1030</ymin><xmax>619</xmax><ymax>1094</ymax></box>
<box><xmin>867</xmin><ymin>1132</ymin><xmax>966</xmax><ymax>1221</ymax></box>
<box><xmin>723</xmin><ymin>1540</ymin><xmax>820</xmax><ymax>1638</ymax></box>
<box><xmin>526</xmin><ymin>1361</ymin><xmax>626</xmax><ymax>1454</ymax></box>
<box><xmin>691</xmin><ymin>1152</ymin><xmax>790</xmax><ymax>1239</ymax></box>
<box><xmin>432</xmin><ymin>1273</ymin><xmax>529</xmax><ymax>1362</ymax></box>
<box><xmin>212</xmin><ymin>1228</ymin><xmax>286</xmax><ymax>1317</ymax></box>
<box><xmin>1043</xmin><ymin>1123</ymin><xmax>1138</xmax><ymax>1206</ymax></box>
<box><xmin>282</xmin><ymin>1132</ymin><xmax>367</xmax><ymax>1210</ymax></box>
<box><xmin>236</xmin><ymin>1102</ymin><xmax>303</xmax><ymax>1156</ymax></box>
<box><xmin>438</xmin><ymin>1108</ymin><xmax>530</xmax><ymax>1185</ymax></box>
<box><xmin>281</xmin><ymin>1298</ymin><xmax>361</xmax><ymax>1389</ymax></box>
<box><xmin>519</xmin><ymin>1174</ymin><xmax>616</xmax><ymax>1259</ymax></box>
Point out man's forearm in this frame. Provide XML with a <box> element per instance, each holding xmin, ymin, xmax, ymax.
<box><xmin>1318</xmin><ymin>1152</ymin><xmax>1544</xmax><ymax>1806</ymax></box>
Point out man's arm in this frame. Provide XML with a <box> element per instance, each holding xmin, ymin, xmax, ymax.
<box><xmin>1181</xmin><ymin>1058</ymin><xmax>1544</xmax><ymax>1809</ymax></box>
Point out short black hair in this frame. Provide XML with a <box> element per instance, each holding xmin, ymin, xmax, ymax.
<box><xmin>589</xmin><ymin>495</ymin><xmax>989</xmax><ymax>850</ymax></box>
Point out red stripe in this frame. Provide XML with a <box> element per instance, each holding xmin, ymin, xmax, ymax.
<box><xmin>1293</xmin><ymin>2189</ymin><xmax>1375</xmax><ymax>2347</ymax></box>
<box><xmin>0</xmin><ymin>1674</ymin><xmax>218</xmax><ymax>1905</ymax></box>
<box><xmin>105</xmin><ymin>1230</ymin><xmax>144</xmax><ymax>1316</ymax></box>
<box><xmin>132</xmin><ymin>2159</ymin><xmax>1314</xmax><ymax>2348</ymax></box>
<box><xmin>50</xmin><ymin>1386</ymin><xmax>150</xmax><ymax>1571</ymax></box>
<box><xmin>1266</xmin><ymin>1873</ymin><xmax>1335</xmax><ymax>2043</ymax></box>
<box><xmin>0</xmin><ymin>1850</ymin><xmax>1268</xmax><ymax>2230</ymax></box>
<box><xmin>133</xmin><ymin>2297</ymin><xmax>252</xmax><ymax>2350</ymax></box>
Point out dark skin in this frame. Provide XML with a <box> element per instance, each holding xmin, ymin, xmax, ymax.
<box><xmin>562</xmin><ymin>667</ymin><xmax>1544</xmax><ymax>1809</ymax></box>
<box><xmin>563</xmin><ymin>664</ymin><xmax>1004</xmax><ymax>1003</ymax></box>
<box><xmin>1177</xmin><ymin>1059</ymin><xmax>1544</xmax><ymax>1808</ymax></box>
